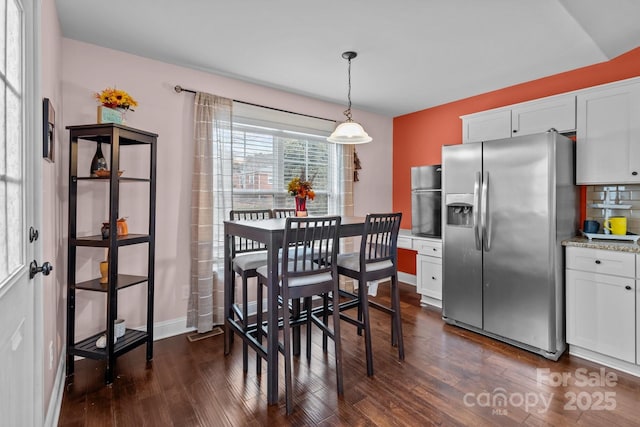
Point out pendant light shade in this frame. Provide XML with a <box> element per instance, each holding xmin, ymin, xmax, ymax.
<box><xmin>327</xmin><ymin>121</ymin><xmax>371</xmax><ymax>144</ymax></box>
<box><xmin>327</xmin><ymin>51</ymin><xmax>372</xmax><ymax>144</ymax></box>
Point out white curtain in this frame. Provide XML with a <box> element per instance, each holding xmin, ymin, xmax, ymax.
<box><xmin>187</xmin><ymin>92</ymin><xmax>233</xmax><ymax>332</ymax></box>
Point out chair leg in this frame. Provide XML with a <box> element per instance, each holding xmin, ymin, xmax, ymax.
<box><xmin>229</xmin><ymin>272</ymin><xmax>235</xmax><ymax>345</ymax></box>
<box><xmin>322</xmin><ymin>293</ymin><xmax>329</xmax><ymax>353</ymax></box>
<box><xmin>282</xmin><ymin>297</ymin><xmax>294</xmax><ymax>414</ymax></box>
<box><xmin>305</xmin><ymin>296</ymin><xmax>312</xmax><ymax>360</ymax></box>
<box><xmin>356</xmin><ymin>283</ymin><xmax>363</xmax><ymax>336</ymax></box>
<box><xmin>359</xmin><ymin>280</ymin><xmax>374</xmax><ymax>377</ymax></box>
<box><xmin>332</xmin><ymin>290</ymin><xmax>344</xmax><ymax>395</ymax></box>
<box><xmin>292</xmin><ymin>299</ymin><xmax>301</xmax><ymax>357</ymax></box>
<box><xmin>391</xmin><ymin>275</ymin><xmax>405</xmax><ymax>361</ymax></box>
<box><xmin>241</xmin><ymin>273</ymin><xmax>249</xmax><ymax>373</ymax></box>
<box><xmin>256</xmin><ymin>279</ymin><xmax>263</xmax><ymax>375</ymax></box>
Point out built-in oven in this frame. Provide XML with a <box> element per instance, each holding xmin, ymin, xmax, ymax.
<box><xmin>411</xmin><ymin>165</ymin><xmax>442</xmax><ymax>237</ymax></box>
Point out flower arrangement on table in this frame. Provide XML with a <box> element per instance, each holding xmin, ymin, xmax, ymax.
<box><xmin>95</xmin><ymin>87</ymin><xmax>138</xmax><ymax>111</ymax></box>
<box><xmin>287</xmin><ymin>173</ymin><xmax>315</xmax><ymax>215</ymax></box>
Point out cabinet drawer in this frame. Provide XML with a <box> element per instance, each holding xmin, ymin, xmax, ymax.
<box><xmin>397</xmin><ymin>236</ymin><xmax>413</xmax><ymax>250</ymax></box>
<box><xmin>412</xmin><ymin>239</ymin><xmax>442</xmax><ymax>257</ymax></box>
<box><xmin>566</xmin><ymin>246</ymin><xmax>635</xmax><ymax>277</ymax></box>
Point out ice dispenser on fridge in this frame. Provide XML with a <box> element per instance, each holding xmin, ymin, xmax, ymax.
<box><xmin>445</xmin><ymin>193</ymin><xmax>474</xmax><ymax>227</ymax></box>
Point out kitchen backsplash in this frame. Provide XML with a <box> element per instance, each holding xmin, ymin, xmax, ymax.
<box><xmin>585</xmin><ymin>185</ymin><xmax>640</xmax><ymax>234</ymax></box>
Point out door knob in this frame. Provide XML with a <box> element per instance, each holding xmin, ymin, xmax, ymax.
<box><xmin>29</xmin><ymin>260</ymin><xmax>53</xmax><ymax>279</ymax></box>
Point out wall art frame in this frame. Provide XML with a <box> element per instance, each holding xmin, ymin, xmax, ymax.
<box><xmin>43</xmin><ymin>97</ymin><xmax>55</xmax><ymax>162</ymax></box>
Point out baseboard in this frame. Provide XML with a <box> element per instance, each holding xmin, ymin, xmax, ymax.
<box><xmin>398</xmin><ymin>272</ymin><xmax>416</xmax><ymax>286</ymax></box>
<box><xmin>420</xmin><ymin>295</ymin><xmax>442</xmax><ymax>309</ymax></box>
<box><xmin>569</xmin><ymin>345</ymin><xmax>640</xmax><ymax>378</ymax></box>
<box><xmin>44</xmin><ymin>348</ymin><xmax>66</xmax><ymax>427</ymax></box>
<box><xmin>132</xmin><ymin>316</ymin><xmax>196</xmax><ymax>340</ymax></box>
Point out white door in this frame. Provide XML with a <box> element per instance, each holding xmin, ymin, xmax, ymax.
<box><xmin>0</xmin><ymin>0</ymin><xmax>42</xmax><ymax>425</ymax></box>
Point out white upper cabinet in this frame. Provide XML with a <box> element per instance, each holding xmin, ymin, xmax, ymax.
<box><xmin>461</xmin><ymin>93</ymin><xmax>576</xmax><ymax>143</ymax></box>
<box><xmin>576</xmin><ymin>80</ymin><xmax>640</xmax><ymax>184</ymax></box>
<box><xmin>462</xmin><ymin>109</ymin><xmax>511</xmax><ymax>143</ymax></box>
<box><xmin>511</xmin><ymin>94</ymin><xmax>576</xmax><ymax>136</ymax></box>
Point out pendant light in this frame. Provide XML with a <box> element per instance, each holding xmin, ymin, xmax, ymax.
<box><xmin>327</xmin><ymin>51</ymin><xmax>372</xmax><ymax>144</ymax></box>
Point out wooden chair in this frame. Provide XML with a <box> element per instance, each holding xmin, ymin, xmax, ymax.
<box><xmin>272</xmin><ymin>208</ymin><xmax>297</xmax><ymax>218</ymax></box>
<box><xmin>335</xmin><ymin>212</ymin><xmax>403</xmax><ymax>377</ymax></box>
<box><xmin>256</xmin><ymin>216</ymin><xmax>343</xmax><ymax>414</ymax></box>
<box><xmin>229</xmin><ymin>208</ymin><xmax>273</xmax><ymax>372</ymax></box>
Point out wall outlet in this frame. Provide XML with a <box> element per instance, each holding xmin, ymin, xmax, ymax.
<box><xmin>48</xmin><ymin>341</ymin><xmax>54</xmax><ymax>370</ymax></box>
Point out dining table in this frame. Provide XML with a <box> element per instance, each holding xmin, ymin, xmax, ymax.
<box><xmin>223</xmin><ymin>215</ymin><xmax>366</xmax><ymax>405</ymax></box>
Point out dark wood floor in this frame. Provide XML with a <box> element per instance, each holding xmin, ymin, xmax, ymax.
<box><xmin>59</xmin><ymin>283</ymin><xmax>640</xmax><ymax>426</ymax></box>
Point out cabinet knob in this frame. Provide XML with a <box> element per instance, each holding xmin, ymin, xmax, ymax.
<box><xmin>632</xmin><ymin>171</ymin><xmax>638</xmax><ymax>176</ymax></box>
<box><xmin>432</xmin><ymin>276</ymin><xmax>436</xmax><ymax>280</ymax></box>
<box><xmin>625</xmin><ymin>285</ymin><xmax>632</xmax><ymax>290</ymax></box>
<box><xmin>512</xmin><ymin>129</ymin><xmax>518</xmax><ymax>133</ymax></box>
<box><xmin>595</xmin><ymin>260</ymin><xmax>601</xmax><ymax>264</ymax></box>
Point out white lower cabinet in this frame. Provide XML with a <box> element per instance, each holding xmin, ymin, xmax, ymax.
<box><xmin>414</xmin><ymin>238</ymin><xmax>442</xmax><ymax>307</ymax></box>
<box><xmin>637</xmin><ymin>255</ymin><xmax>640</xmax><ymax>365</ymax></box>
<box><xmin>566</xmin><ymin>246</ymin><xmax>637</xmax><ymax>364</ymax></box>
<box><xmin>566</xmin><ymin>270</ymin><xmax>635</xmax><ymax>363</ymax></box>
<box><xmin>417</xmin><ymin>254</ymin><xmax>442</xmax><ymax>300</ymax></box>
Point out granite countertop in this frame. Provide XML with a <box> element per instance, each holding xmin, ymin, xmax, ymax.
<box><xmin>562</xmin><ymin>236</ymin><xmax>640</xmax><ymax>253</ymax></box>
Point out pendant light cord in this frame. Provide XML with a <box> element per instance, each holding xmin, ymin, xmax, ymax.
<box><xmin>344</xmin><ymin>56</ymin><xmax>353</xmax><ymax>121</ymax></box>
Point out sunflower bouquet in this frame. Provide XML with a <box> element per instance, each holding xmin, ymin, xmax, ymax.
<box><xmin>95</xmin><ymin>87</ymin><xmax>138</xmax><ymax>111</ymax></box>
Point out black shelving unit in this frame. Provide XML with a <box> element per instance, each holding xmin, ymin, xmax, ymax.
<box><xmin>66</xmin><ymin>123</ymin><xmax>157</xmax><ymax>384</ymax></box>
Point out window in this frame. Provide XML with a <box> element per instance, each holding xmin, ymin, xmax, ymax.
<box><xmin>231</xmin><ymin>102</ymin><xmax>345</xmax><ymax>215</ymax></box>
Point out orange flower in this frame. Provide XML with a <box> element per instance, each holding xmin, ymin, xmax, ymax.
<box><xmin>287</xmin><ymin>175</ymin><xmax>315</xmax><ymax>200</ymax></box>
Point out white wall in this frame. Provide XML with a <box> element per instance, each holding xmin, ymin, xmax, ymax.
<box><xmin>41</xmin><ymin>0</ymin><xmax>64</xmax><ymax>419</ymax></box>
<box><xmin>61</xmin><ymin>38</ymin><xmax>393</xmax><ymax>338</ymax></box>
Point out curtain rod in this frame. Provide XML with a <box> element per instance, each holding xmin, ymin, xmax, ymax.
<box><xmin>174</xmin><ymin>85</ymin><xmax>336</xmax><ymax>123</ymax></box>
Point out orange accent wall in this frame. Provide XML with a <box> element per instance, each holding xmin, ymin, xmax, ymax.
<box><xmin>394</xmin><ymin>47</ymin><xmax>640</xmax><ymax>272</ymax></box>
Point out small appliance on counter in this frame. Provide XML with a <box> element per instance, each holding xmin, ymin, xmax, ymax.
<box><xmin>411</xmin><ymin>165</ymin><xmax>441</xmax><ymax>238</ymax></box>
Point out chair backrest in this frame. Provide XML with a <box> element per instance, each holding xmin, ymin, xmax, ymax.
<box><xmin>281</xmin><ymin>216</ymin><xmax>341</xmax><ymax>296</ymax></box>
<box><xmin>272</xmin><ymin>208</ymin><xmax>297</xmax><ymax>218</ymax></box>
<box><xmin>359</xmin><ymin>213</ymin><xmax>403</xmax><ymax>269</ymax></box>
<box><xmin>229</xmin><ymin>209</ymin><xmax>274</xmax><ymax>256</ymax></box>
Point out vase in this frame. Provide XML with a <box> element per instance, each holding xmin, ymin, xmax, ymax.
<box><xmin>97</xmin><ymin>105</ymin><xmax>123</xmax><ymax>124</ymax></box>
<box><xmin>99</xmin><ymin>261</ymin><xmax>109</xmax><ymax>284</ymax></box>
<box><xmin>295</xmin><ymin>197</ymin><xmax>308</xmax><ymax>216</ymax></box>
<box><xmin>90</xmin><ymin>142</ymin><xmax>107</xmax><ymax>177</ymax></box>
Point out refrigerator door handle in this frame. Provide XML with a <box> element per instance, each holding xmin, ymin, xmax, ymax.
<box><xmin>473</xmin><ymin>171</ymin><xmax>481</xmax><ymax>250</ymax></box>
<box><xmin>481</xmin><ymin>172</ymin><xmax>491</xmax><ymax>251</ymax></box>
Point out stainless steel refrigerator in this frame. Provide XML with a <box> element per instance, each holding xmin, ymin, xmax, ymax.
<box><xmin>411</xmin><ymin>165</ymin><xmax>441</xmax><ymax>237</ymax></box>
<box><xmin>441</xmin><ymin>130</ymin><xmax>577</xmax><ymax>360</ymax></box>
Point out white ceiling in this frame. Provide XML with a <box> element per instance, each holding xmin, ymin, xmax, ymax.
<box><xmin>55</xmin><ymin>0</ymin><xmax>640</xmax><ymax>117</ymax></box>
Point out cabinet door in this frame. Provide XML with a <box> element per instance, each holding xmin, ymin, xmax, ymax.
<box><xmin>462</xmin><ymin>110</ymin><xmax>511</xmax><ymax>143</ymax></box>
<box><xmin>566</xmin><ymin>269</ymin><xmax>635</xmax><ymax>363</ymax></box>
<box><xmin>417</xmin><ymin>254</ymin><xmax>442</xmax><ymax>300</ymax></box>
<box><xmin>576</xmin><ymin>82</ymin><xmax>640</xmax><ymax>184</ymax></box>
<box><xmin>511</xmin><ymin>95</ymin><xmax>576</xmax><ymax>136</ymax></box>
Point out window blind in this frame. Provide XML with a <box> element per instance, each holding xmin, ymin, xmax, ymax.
<box><xmin>231</xmin><ymin>102</ymin><xmax>343</xmax><ymax>215</ymax></box>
